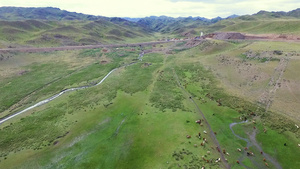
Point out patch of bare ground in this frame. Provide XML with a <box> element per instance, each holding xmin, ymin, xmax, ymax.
<box><xmin>184</xmin><ymin>40</ymin><xmax>203</xmax><ymax>48</ymax></box>
<box><xmin>141</xmin><ymin>63</ymin><xmax>152</xmax><ymax>68</ymax></box>
<box><xmin>204</xmin><ymin>32</ymin><xmax>246</xmax><ymax>40</ymax></box>
<box><xmin>203</xmin><ymin>32</ymin><xmax>300</xmax><ymax>42</ymax></box>
<box><xmin>245</xmin><ymin>33</ymin><xmax>300</xmax><ymax>41</ymax></box>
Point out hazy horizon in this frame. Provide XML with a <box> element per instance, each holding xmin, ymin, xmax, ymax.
<box><xmin>0</xmin><ymin>0</ymin><xmax>299</xmax><ymax>19</ymax></box>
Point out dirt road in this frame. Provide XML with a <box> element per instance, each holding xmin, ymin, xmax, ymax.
<box><xmin>0</xmin><ymin>40</ymin><xmax>187</xmax><ymax>53</ymax></box>
<box><xmin>173</xmin><ymin>69</ymin><xmax>230</xmax><ymax>169</ymax></box>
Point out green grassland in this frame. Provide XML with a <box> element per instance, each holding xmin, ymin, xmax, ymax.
<box><xmin>186</xmin><ymin>18</ymin><xmax>300</xmax><ymax>37</ymax></box>
<box><xmin>0</xmin><ymin>19</ymin><xmax>157</xmax><ymax>48</ymax></box>
<box><xmin>0</xmin><ymin>40</ymin><xmax>299</xmax><ymax>169</ymax></box>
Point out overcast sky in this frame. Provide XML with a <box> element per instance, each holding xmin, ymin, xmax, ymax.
<box><xmin>0</xmin><ymin>0</ymin><xmax>299</xmax><ymax>18</ymax></box>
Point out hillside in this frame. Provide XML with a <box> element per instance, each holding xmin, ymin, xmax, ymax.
<box><xmin>0</xmin><ymin>18</ymin><xmax>153</xmax><ymax>48</ymax></box>
<box><xmin>0</xmin><ymin>7</ymin><xmax>300</xmax><ymax>47</ymax></box>
<box><xmin>0</xmin><ymin>7</ymin><xmax>103</xmax><ymax>21</ymax></box>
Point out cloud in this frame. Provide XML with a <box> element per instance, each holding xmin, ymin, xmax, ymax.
<box><xmin>0</xmin><ymin>0</ymin><xmax>299</xmax><ymax>18</ymax></box>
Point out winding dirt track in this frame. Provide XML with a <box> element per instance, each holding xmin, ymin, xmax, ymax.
<box><xmin>0</xmin><ymin>40</ymin><xmax>187</xmax><ymax>53</ymax></box>
<box><xmin>173</xmin><ymin>69</ymin><xmax>230</xmax><ymax>169</ymax></box>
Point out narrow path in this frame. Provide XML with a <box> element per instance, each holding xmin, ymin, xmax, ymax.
<box><xmin>173</xmin><ymin>69</ymin><xmax>230</xmax><ymax>169</ymax></box>
<box><xmin>0</xmin><ymin>40</ymin><xmax>189</xmax><ymax>53</ymax></box>
<box><xmin>258</xmin><ymin>57</ymin><xmax>290</xmax><ymax>111</ymax></box>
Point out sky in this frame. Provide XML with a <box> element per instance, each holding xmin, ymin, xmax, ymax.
<box><xmin>0</xmin><ymin>0</ymin><xmax>299</xmax><ymax>18</ymax></box>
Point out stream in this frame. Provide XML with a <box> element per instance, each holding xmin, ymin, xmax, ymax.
<box><xmin>0</xmin><ymin>57</ymin><xmax>140</xmax><ymax>126</ymax></box>
<box><xmin>229</xmin><ymin>120</ymin><xmax>282</xmax><ymax>169</ymax></box>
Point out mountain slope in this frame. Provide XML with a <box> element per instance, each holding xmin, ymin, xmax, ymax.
<box><xmin>0</xmin><ymin>7</ymin><xmax>103</xmax><ymax>21</ymax></box>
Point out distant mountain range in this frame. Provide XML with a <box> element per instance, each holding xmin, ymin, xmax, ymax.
<box><xmin>0</xmin><ymin>7</ymin><xmax>299</xmax><ymax>48</ymax></box>
<box><xmin>0</xmin><ymin>7</ymin><xmax>106</xmax><ymax>21</ymax></box>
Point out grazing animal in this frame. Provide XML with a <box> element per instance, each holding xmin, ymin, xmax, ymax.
<box><xmin>237</xmin><ymin>148</ymin><xmax>242</xmax><ymax>152</ymax></box>
<box><xmin>214</xmin><ymin>132</ymin><xmax>217</xmax><ymax>135</ymax></box>
<box><xmin>263</xmin><ymin>158</ymin><xmax>266</xmax><ymax>162</ymax></box>
<box><xmin>226</xmin><ymin>152</ymin><xmax>230</xmax><ymax>156</ymax></box>
<box><xmin>201</xmin><ymin>143</ymin><xmax>204</xmax><ymax>146</ymax></box>
<box><xmin>216</xmin><ymin>147</ymin><xmax>221</xmax><ymax>152</ymax></box>
<box><xmin>223</xmin><ymin>149</ymin><xmax>226</xmax><ymax>154</ymax></box>
<box><xmin>201</xmin><ymin>166</ymin><xmax>205</xmax><ymax>169</ymax></box>
<box><xmin>236</xmin><ymin>160</ymin><xmax>240</xmax><ymax>164</ymax></box>
<box><xmin>261</xmin><ymin>151</ymin><xmax>263</xmax><ymax>155</ymax></box>
<box><xmin>264</xmin><ymin>128</ymin><xmax>267</xmax><ymax>133</ymax></box>
<box><xmin>284</xmin><ymin>143</ymin><xmax>287</xmax><ymax>146</ymax></box>
<box><xmin>265</xmin><ymin>163</ymin><xmax>269</xmax><ymax>167</ymax></box>
<box><xmin>203</xmin><ymin>130</ymin><xmax>207</xmax><ymax>134</ymax></box>
<box><xmin>253</xmin><ymin>126</ymin><xmax>256</xmax><ymax>129</ymax></box>
<box><xmin>244</xmin><ymin>147</ymin><xmax>248</xmax><ymax>150</ymax></box>
<box><xmin>207</xmin><ymin>151</ymin><xmax>211</xmax><ymax>155</ymax></box>
<box><xmin>186</xmin><ymin>135</ymin><xmax>191</xmax><ymax>138</ymax></box>
<box><xmin>295</xmin><ymin>124</ymin><xmax>299</xmax><ymax>129</ymax></box>
<box><xmin>298</xmin><ymin>144</ymin><xmax>300</xmax><ymax>147</ymax></box>
<box><xmin>196</xmin><ymin>120</ymin><xmax>201</xmax><ymax>124</ymax></box>
<box><xmin>194</xmin><ymin>144</ymin><xmax>198</xmax><ymax>147</ymax></box>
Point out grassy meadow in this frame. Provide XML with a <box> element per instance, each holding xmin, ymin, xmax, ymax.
<box><xmin>0</xmin><ymin>40</ymin><xmax>299</xmax><ymax>169</ymax></box>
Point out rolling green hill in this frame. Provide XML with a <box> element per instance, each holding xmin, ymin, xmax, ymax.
<box><xmin>0</xmin><ymin>19</ymin><xmax>153</xmax><ymax>47</ymax></box>
<box><xmin>0</xmin><ymin>7</ymin><xmax>103</xmax><ymax>21</ymax></box>
<box><xmin>0</xmin><ymin>7</ymin><xmax>300</xmax><ymax>48</ymax></box>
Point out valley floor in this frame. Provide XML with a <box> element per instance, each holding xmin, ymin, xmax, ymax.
<box><xmin>0</xmin><ymin>39</ymin><xmax>299</xmax><ymax>169</ymax></box>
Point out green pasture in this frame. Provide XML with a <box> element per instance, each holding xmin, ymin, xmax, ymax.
<box><xmin>0</xmin><ymin>41</ymin><xmax>299</xmax><ymax>169</ymax></box>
